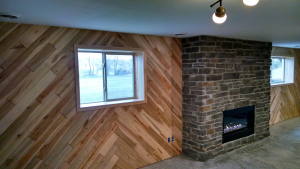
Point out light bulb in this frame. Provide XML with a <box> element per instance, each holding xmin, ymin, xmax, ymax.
<box><xmin>212</xmin><ymin>13</ymin><xmax>227</xmax><ymax>24</ymax></box>
<box><xmin>243</xmin><ymin>0</ymin><xmax>259</xmax><ymax>6</ymax></box>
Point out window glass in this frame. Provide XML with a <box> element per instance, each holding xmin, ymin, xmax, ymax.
<box><xmin>78</xmin><ymin>52</ymin><xmax>104</xmax><ymax>104</ymax></box>
<box><xmin>106</xmin><ymin>54</ymin><xmax>134</xmax><ymax>100</ymax></box>
<box><xmin>75</xmin><ymin>46</ymin><xmax>145</xmax><ymax>111</ymax></box>
<box><xmin>271</xmin><ymin>58</ymin><xmax>284</xmax><ymax>83</ymax></box>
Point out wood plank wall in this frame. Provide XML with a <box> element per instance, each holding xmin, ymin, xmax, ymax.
<box><xmin>270</xmin><ymin>47</ymin><xmax>300</xmax><ymax>125</ymax></box>
<box><xmin>0</xmin><ymin>22</ymin><xmax>182</xmax><ymax>169</ymax></box>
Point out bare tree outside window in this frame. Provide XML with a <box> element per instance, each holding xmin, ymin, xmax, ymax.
<box><xmin>78</xmin><ymin>52</ymin><xmax>104</xmax><ymax>104</ymax></box>
<box><xmin>78</xmin><ymin>53</ymin><xmax>134</xmax><ymax>104</ymax></box>
<box><xmin>75</xmin><ymin>45</ymin><xmax>146</xmax><ymax>111</ymax></box>
<box><xmin>271</xmin><ymin>58</ymin><xmax>284</xmax><ymax>83</ymax></box>
<box><xmin>106</xmin><ymin>55</ymin><xmax>134</xmax><ymax>100</ymax></box>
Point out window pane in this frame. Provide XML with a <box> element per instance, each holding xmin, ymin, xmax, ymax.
<box><xmin>78</xmin><ymin>52</ymin><xmax>104</xmax><ymax>104</ymax></box>
<box><xmin>106</xmin><ymin>55</ymin><xmax>134</xmax><ymax>100</ymax></box>
<box><xmin>271</xmin><ymin>58</ymin><xmax>284</xmax><ymax>83</ymax></box>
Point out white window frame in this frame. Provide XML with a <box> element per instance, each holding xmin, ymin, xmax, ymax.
<box><xmin>74</xmin><ymin>45</ymin><xmax>147</xmax><ymax>111</ymax></box>
<box><xmin>271</xmin><ymin>55</ymin><xmax>295</xmax><ymax>86</ymax></box>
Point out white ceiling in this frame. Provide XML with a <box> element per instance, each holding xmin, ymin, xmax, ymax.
<box><xmin>1</xmin><ymin>0</ymin><xmax>299</xmax><ymax>48</ymax></box>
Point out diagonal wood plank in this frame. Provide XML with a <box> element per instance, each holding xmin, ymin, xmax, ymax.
<box><xmin>270</xmin><ymin>47</ymin><xmax>300</xmax><ymax>125</ymax></box>
<box><xmin>0</xmin><ymin>22</ymin><xmax>182</xmax><ymax>169</ymax></box>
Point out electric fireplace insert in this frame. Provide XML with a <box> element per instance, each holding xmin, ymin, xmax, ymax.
<box><xmin>222</xmin><ymin>105</ymin><xmax>255</xmax><ymax>143</ymax></box>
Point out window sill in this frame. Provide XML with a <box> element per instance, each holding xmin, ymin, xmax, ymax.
<box><xmin>271</xmin><ymin>83</ymin><xmax>294</xmax><ymax>87</ymax></box>
<box><xmin>78</xmin><ymin>99</ymin><xmax>147</xmax><ymax>111</ymax></box>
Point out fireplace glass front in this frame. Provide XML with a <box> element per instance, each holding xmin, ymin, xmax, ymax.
<box><xmin>223</xmin><ymin>114</ymin><xmax>247</xmax><ymax>133</ymax></box>
<box><xmin>222</xmin><ymin>105</ymin><xmax>255</xmax><ymax>143</ymax></box>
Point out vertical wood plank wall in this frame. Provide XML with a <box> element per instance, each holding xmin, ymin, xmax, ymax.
<box><xmin>270</xmin><ymin>47</ymin><xmax>300</xmax><ymax>125</ymax></box>
<box><xmin>0</xmin><ymin>22</ymin><xmax>182</xmax><ymax>169</ymax></box>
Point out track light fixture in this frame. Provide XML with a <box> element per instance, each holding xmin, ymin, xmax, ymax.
<box><xmin>210</xmin><ymin>0</ymin><xmax>259</xmax><ymax>24</ymax></box>
<box><xmin>243</xmin><ymin>0</ymin><xmax>259</xmax><ymax>6</ymax></box>
<box><xmin>210</xmin><ymin>0</ymin><xmax>227</xmax><ymax>24</ymax></box>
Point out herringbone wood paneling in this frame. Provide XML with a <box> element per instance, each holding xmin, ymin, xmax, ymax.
<box><xmin>0</xmin><ymin>22</ymin><xmax>182</xmax><ymax>169</ymax></box>
<box><xmin>270</xmin><ymin>47</ymin><xmax>300</xmax><ymax>125</ymax></box>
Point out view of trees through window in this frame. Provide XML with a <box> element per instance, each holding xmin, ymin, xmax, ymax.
<box><xmin>78</xmin><ymin>52</ymin><xmax>134</xmax><ymax>104</ymax></box>
<box><xmin>106</xmin><ymin>55</ymin><xmax>134</xmax><ymax>100</ymax></box>
<box><xmin>271</xmin><ymin>58</ymin><xmax>284</xmax><ymax>83</ymax></box>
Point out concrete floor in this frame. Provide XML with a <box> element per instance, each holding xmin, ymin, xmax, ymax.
<box><xmin>142</xmin><ymin>116</ymin><xmax>300</xmax><ymax>169</ymax></box>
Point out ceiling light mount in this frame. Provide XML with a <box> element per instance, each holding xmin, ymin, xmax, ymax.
<box><xmin>215</xmin><ymin>6</ymin><xmax>226</xmax><ymax>18</ymax></box>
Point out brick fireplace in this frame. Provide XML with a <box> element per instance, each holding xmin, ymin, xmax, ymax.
<box><xmin>182</xmin><ymin>35</ymin><xmax>272</xmax><ymax>161</ymax></box>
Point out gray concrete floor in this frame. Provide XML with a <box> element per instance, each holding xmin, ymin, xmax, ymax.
<box><xmin>142</xmin><ymin>116</ymin><xmax>300</xmax><ymax>169</ymax></box>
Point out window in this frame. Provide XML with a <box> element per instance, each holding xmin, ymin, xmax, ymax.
<box><xmin>74</xmin><ymin>45</ymin><xmax>146</xmax><ymax>111</ymax></box>
<box><xmin>271</xmin><ymin>56</ymin><xmax>294</xmax><ymax>86</ymax></box>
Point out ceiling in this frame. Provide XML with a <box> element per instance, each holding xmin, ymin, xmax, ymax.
<box><xmin>1</xmin><ymin>0</ymin><xmax>299</xmax><ymax>48</ymax></box>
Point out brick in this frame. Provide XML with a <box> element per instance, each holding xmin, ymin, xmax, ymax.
<box><xmin>243</xmin><ymin>45</ymin><xmax>252</xmax><ymax>49</ymax></box>
<box><xmin>183</xmin><ymin>104</ymin><xmax>198</xmax><ymax>111</ymax></box>
<box><xmin>198</xmin><ymin>81</ymin><xmax>214</xmax><ymax>87</ymax></box>
<box><xmin>206</xmin><ymin>99</ymin><xmax>214</xmax><ymax>105</ymax></box>
<box><xmin>199</xmin><ymin>106</ymin><xmax>211</xmax><ymax>112</ymax></box>
<box><xmin>234</xmin><ymin>100</ymin><xmax>249</xmax><ymax>108</ymax></box>
<box><xmin>183</xmin><ymin>148</ymin><xmax>198</xmax><ymax>159</ymax></box>
<box><xmin>219</xmin><ymin>53</ymin><xmax>235</xmax><ymax>58</ymax></box>
<box><xmin>212</xmin><ymin>113</ymin><xmax>223</xmax><ymax>119</ymax></box>
<box><xmin>197</xmin><ymin>151</ymin><xmax>213</xmax><ymax>161</ymax></box>
<box><xmin>200</xmin><ymin>47</ymin><xmax>214</xmax><ymax>52</ymax></box>
<box><xmin>206</xmin><ymin>63</ymin><xmax>216</xmax><ymax>67</ymax></box>
<box><xmin>221</xmin><ymin>42</ymin><xmax>233</xmax><ymax>49</ymax></box>
<box><xmin>188</xmin><ymin>122</ymin><xmax>198</xmax><ymax>129</ymax></box>
<box><xmin>190</xmin><ymin>53</ymin><xmax>206</xmax><ymax>59</ymax></box>
<box><xmin>183</xmin><ymin>82</ymin><xmax>197</xmax><ymax>86</ymax></box>
<box><xmin>216</xmin><ymin>64</ymin><xmax>226</xmax><ymax>68</ymax></box>
<box><xmin>205</xmin><ymin>42</ymin><xmax>216</xmax><ymax>46</ymax></box>
<box><xmin>188</xmin><ymin>140</ymin><xmax>199</xmax><ymax>147</ymax></box>
<box><xmin>183</xmin><ymin>68</ymin><xmax>199</xmax><ymax>74</ymax></box>
<box><xmin>240</xmin><ymin>87</ymin><xmax>254</xmax><ymax>94</ymax></box>
<box><xmin>242</xmin><ymin>59</ymin><xmax>256</xmax><ymax>65</ymax></box>
<box><xmin>220</xmin><ymin>84</ymin><xmax>229</xmax><ymax>91</ymax></box>
<box><xmin>224</xmin><ymin>72</ymin><xmax>240</xmax><ymax>80</ymax></box>
<box><xmin>206</xmin><ymin>53</ymin><xmax>218</xmax><ymax>58</ymax></box>
<box><xmin>199</xmin><ymin>68</ymin><xmax>213</xmax><ymax>74</ymax></box>
<box><xmin>189</xmin><ymin>75</ymin><xmax>205</xmax><ymax>81</ymax></box>
<box><xmin>207</xmin><ymin>129</ymin><xmax>215</xmax><ymax>134</ymax></box>
<box><xmin>185</xmin><ymin>47</ymin><xmax>199</xmax><ymax>53</ymax></box>
<box><xmin>230</xmin><ymin>89</ymin><xmax>240</xmax><ymax>95</ymax></box>
<box><xmin>233</xmin><ymin>43</ymin><xmax>242</xmax><ymax>48</ymax></box>
<box><xmin>193</xmin><ymin>63</ymin><xmax>205</xmax><ymax>67</ymax></box>
<box><xmin>191</xmin><ymin>90</ymin><xmax>204</xmax><ymax>95</ymax></box>
<box><xmin>213</xmin><ymin>92</ymin><xmax>229</xmax><ymax>98</ymax></box>
<box><xmin>214</xmin><ymin>69</ymin><xmax>223</xmax><ymax>74</ymax></box>
<box><xmin>206</xmin><ymin>75</ymin><xmax>223</xmax><ymax>81</ymax></box>
<box><xmin>255</xmin><ymin>71</ymin><xmax>265</xmax><ymax>77</ymax></box>
<box><xmin>192</xmin><ymin>129</ymin><xmax>207</xmax><ymax>135</ymax></box>
<box><xmin>183</xmin><ymin>114</ymin><xmax>198</xmax><ymax>122</ymax></box>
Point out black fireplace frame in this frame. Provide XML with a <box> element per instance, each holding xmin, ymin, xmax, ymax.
<box><xmin>222</xmin><ymin>105</ymin><xmax>255</xmax><ymax>143</ymax></box>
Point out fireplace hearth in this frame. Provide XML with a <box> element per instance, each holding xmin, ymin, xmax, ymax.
<box><xmin>223</xmin><ymin>106</ymin><xmax>255</xmax><ymax>143</ymax></box>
